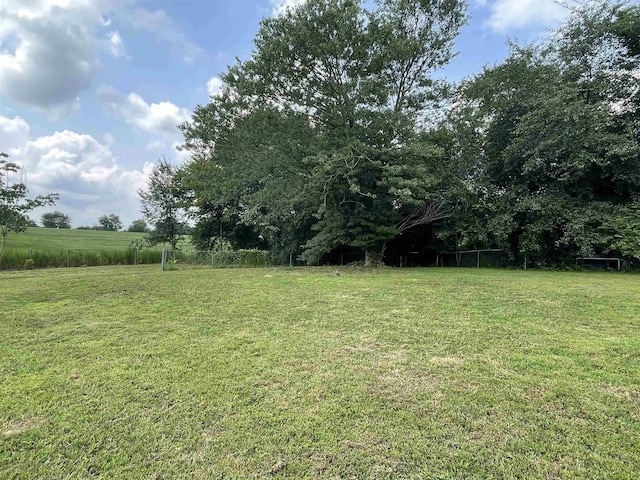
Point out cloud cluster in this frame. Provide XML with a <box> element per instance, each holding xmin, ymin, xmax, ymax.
<box><xmin>98</xmin><ymin>86</ymin><xmax>190</xmax><ymax>135</ymax></box>
<box><xmin>482</xmin><ymin>0</ymin><xmax>569</xmax><ymax>32</ymax></box>
<box><xmin>0</xmin><ymin>116</ymin><xmax>30</xmax><ymax>156</ymax></box>
<box><xmin>0</xmin><ymin>114</ymin><xmax>152</xmax><ymax>226</ymax></box>
<box><xmin>0</xmin><ymin>1</ymin><xmax>205</xmax><ymax>114</ymax></box>
<box><xmin>0</xmin><ymin>2</ymin><xmax>101</xmax><ymax>114</ymax></box>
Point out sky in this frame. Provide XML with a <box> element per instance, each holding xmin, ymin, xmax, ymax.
<box><xmin>0</xmin><ymin>0</ymin><xmax>582</xmax><ymax>228</ymax></box>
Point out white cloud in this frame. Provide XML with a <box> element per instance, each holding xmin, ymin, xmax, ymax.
<box><xmin>106</xmin><ymin>30</ymin><xmax>127</xmax><ymax>57</ymax></box>
<box><xmin>0</xmin><ymin>115</ymin><xmax>30</xmax><ymax>156</ymax></box>
<box><xmin>0</xmin><ymin>1</ymin><xmax>109</xmax><ymax>113</ymax></box>
<box><xmin>98</xmin><ymin>86</ymin><xmax>190</xmax><ymax>135</ymax></box>
<box><xmin>0</xmin><ymin>1</ymin><xmax>204</xmax><ymax>113</ymax></box>
<box><xmin>0</xmin><ymin>115</ymin><xmax>150</xmax><ymax>226</ymax></box>
<box><xmin>483</xmin><ymin>0</ymin><xmax>569</xmax><ymax>32</ymax></box>
<box><xmin>130</xmin><ymin>8</ymin><xmax>206</xmax><ymax>63</ymax></box>
<box><xmin>271</xmin><ymin>0</ymin><xmax>307</xmax><ymax>16</ymax></box>
<box><xmin>207</xmin><ymin>76</ymin><xmax>223</xmax><ymax>98</ymax></box>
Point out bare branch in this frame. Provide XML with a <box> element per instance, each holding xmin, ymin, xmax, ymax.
<box><xmin>397</xmin><ymin>203</ymin><xmax>453</xmax><ymax>232</ymax></box>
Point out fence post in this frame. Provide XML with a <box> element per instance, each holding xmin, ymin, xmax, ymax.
<box><xmin>477</xmin><ymin>250</ymin><xmax>480</xmax><ymax>268</ymax></box>
<box><xmin>211</xmin><ymin>250</ymin><xmax>214</xmax><ymax>266</ymax></box>
<box><xmin>161</xmin><ymin>248</ymin><xmax>167</xmax><ymax>271</ymax></box>
<box><xmin>134</xmin><ymin>248</ymin><xmax>137</xmax><ymax>266</ymax></box>
<box><xmin>290</xmin><ymin>252</ymin><xmax>293</xmax><ymax>268</ymax></box>
<box><xmin>67</xmin><ymin>250</ymin><xmax>70</xmax><ymax>268</ymax></box>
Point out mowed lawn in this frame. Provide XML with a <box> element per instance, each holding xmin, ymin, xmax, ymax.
<box><xmin>1</xmin><ymin>267</ymin><xmax>639</xmax><ymax>479</ymax></box>
<box><xmin>3</xmin><ymin>227</ymin><xmax>148</xmax><ymax>252</ymax></box>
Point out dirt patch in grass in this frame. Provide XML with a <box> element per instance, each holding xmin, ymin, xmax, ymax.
<box><xmin>2</xmin><ymin>416</ymin><xmax>46</xmax><ymax>437</ymax></box>
<box><xmin>600</xmin><ymin>384</ymin><xmax>640</xmax><ymax>401</ymax></box>
<box><xmin>429</xmin><ymin>355</ymin><xmax>465</xmax><ymax>367</ymax></box>
<box><xmin>372</xmin><ymin>367</ymin><xmax>442</xmax><ymax>405</ymax></box>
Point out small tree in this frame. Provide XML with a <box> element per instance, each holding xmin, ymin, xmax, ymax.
<box><xmin>127</xmin><ymin>218</ymin><xmax>149</xmax><ymax>233</ymax></box>
<box><xmin>98</xmin><ymin>214</ymin><xmax>122</xmax><ymax>231</ymax></box>
<box><xmin>98</xmin><ymin>213</ymin><xmax>122</xmax><ymax>232</ymax></box>
<box><xmin>42</xmin><ymin>210</ymin><xmax>71</xmax><ymax>228</ymax></box>
<box><xmin>1</xmin><ymin>153</ymin><xmax>58</xmax><ymax>260</ymax></box>
<box><xmin>139</xmin><ymin>158</ymin><xmax>183</xmax><ymax>250</ymax></box>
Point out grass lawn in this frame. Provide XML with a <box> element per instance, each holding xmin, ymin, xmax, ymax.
<box><xmin>1</xmin><ymin>266</ymin><xmax>639</xmax><ymax>478</ymax></box>
<box><xmin>3</xmin><ymin>227</ymin><xmax>148</xmax><ymax>252</ymax></box>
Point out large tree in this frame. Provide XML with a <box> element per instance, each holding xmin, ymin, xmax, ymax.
<box><xmin>180</xmin><ymin>0</ymin><xmax>467</xmax><ymax>264</ymax></box>
<box><xmin>1</xmin><ymin>153</ymin><xmax>58</xmax><ymax>260</ymax></box>
<box><xmin>139</xmin><ymin>158</ymin><xmax>184</xmax><ymax>251</ymax></box>
<box><xmin>41</xmin><ymin>211</ymin><xmax>71</xmax><ymax>229</ymax></box>
<box><xmin>441</xmin><ymin>0</ymin><xmax>640</xmax><ymax>264</ymax></box>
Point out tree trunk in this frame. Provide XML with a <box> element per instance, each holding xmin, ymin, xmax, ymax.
<box><xmin>364</xmin><ymin>250</ymin><xmax>384</xmax><ymax>267</ymax></box>
<box><xmin>0</xmin><ymin>230</ymin><xmax>7</xmax><ymax>262</ymax></box>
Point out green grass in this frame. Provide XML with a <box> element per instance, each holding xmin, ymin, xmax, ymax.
<box><xmin>1</xmin><ymin>267</ymin><xmax>639</xmax><ymax>478</ymax></box>
<box><xmin>0</xmin><ymin>228</ymin><xmax>168</xmax><ymax>270</ymax></box>
<box><xmin>3</xmin><ymin>227</ymin><xmax>147</xmax><ymax>252</ymax></box>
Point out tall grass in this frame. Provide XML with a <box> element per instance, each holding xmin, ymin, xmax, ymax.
<box><xmin>0</xmin><ymin>249</ymin><xmax>163</xmax><ymax>270</ymax></box>
<box><xmin>0</xmin><ymin>249</ymin><xmax>290</xmax><ymax>270</ymax></box>
<box><xmin>173</xmin><ymin>249</ymin><xmax>290</xmax><ymax>267</ymax></box>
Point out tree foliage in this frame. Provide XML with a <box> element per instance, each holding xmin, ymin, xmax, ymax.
<box><xmin>178</xmin><ymin>0</ymin><xmax>639</xmax><ymax>267</ymax></box>
<box><xmin>41</xmin><ymin>210</ymin><xmax>71</xmax><ymax>229</ymax></box>
<box><xmin>180</xmin><ymin>0</ymin><xmax>467</xmax><ymax>264</ymax></box>
<box><xmin>127</xmin><ymin>218</ymin><xmax>149</xmax><ymax>233</ymax></box>
<box><xmin>140</xmin><ymin>158</ymin><xmax>184</xmax><ymax>250</ymax></box>
<box><xmin>436</xmin><ymin>0</ymin><xmax>640</xmax><ymax>264</ymax></box>
<box><xmin>1</xmin><ymin>153</ymin><xmax>58</xmax><ymax>259</ymax></box>
<box><xmin>98</xmin><ymin>214</ymin><xmax>122</xmax><ymax>231</ymax></box>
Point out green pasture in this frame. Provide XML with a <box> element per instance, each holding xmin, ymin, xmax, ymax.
<box><xmin>2</xmin><ymin>227</ymin><xmax>147</xmax><ymax>252</ymax></box>
<box><xmin>1</xmin><ymin>267</ymin><xmax>639</xmax><ymax>478</ymax></box>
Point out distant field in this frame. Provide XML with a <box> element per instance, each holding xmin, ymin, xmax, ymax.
<box><xmin>3</xmin><ymin>227</ymin><xmax>147</xmax><ymax>252</ymax></box>
<box><xmin>1</xmin><ymin>266</ymin><xmax>639</xmax><ymax>478</ymax></box>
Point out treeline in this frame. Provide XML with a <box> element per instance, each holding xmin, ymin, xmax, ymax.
<box><xmin>173</xmin><ymin>0</ymin><xmax>639</xmax><ymax>267</ymax></box>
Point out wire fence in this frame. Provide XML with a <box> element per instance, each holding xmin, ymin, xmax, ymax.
<box><xmin>2</xmin><ymin>247</ymin><xmax>633</xmax><ymax>272</ymax></box>
<box><xmin>0</xmin><ymin>249</ymin><xmax>163</xmax><ymax>270</ymax></box>
<box><xmin>438</xmin><ymin>249</ymin><xmax>509</xmax><ymax>268</ymax></box>
<box><xmin>0</xmin><ymin>248</ymin><xmax>298</xmax><ymax>271</ymax></box>
<box><xmin>166</xmin><ymin>250</ymin><xmax>297</xmax><ymax>268</ymax></box>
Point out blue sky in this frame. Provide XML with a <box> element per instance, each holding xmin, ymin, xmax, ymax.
<box><xmin>0</xmin><ymin>0</ymin><xmax>586</xmax><ymax>227</ymax></box>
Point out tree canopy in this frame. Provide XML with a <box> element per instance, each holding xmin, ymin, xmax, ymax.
<box><xmin>140</xmin><ymin>158</ymin><xmax>184</xmax><ymax>250</ymax></box>
<box><xmin>98</xmin><ymin>214</ymin><xmax>122</xmax><ymax>232</ymax></box>
<box><xmin>42</xmin><ymin>211</ymin><xmax>71</xmax><ymax>229</ymax></box>
<box><xmin>127</xmin><ymin>218</ymin><xmax>149</xmax><ymax>233</ymax></box>
<box><xmin>179</xmin><ymin>0</ymin><xmax>467</xmax><ymax>264</ymax></box>
<box><xmin>1</xmin><ymin>153</ymin><xmax>58</xmax><ymax>259</ymax></box>
<box><xmin>177</xmin><ymin>0</ymin><xmax>640</xmax><ymax>267</ymax></box>
<box><xmin>437</xmin><ymin>0</ymin><xmax>640</xmax><ymax>265</ymax></box>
